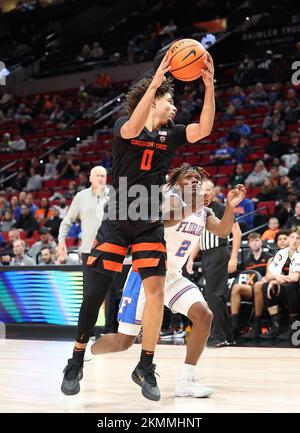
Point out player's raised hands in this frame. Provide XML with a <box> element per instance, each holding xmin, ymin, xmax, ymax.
<box><xmin>226</xmin><ymin>184</ymin><xmax>247</xmax><ymax>208</ymax></box>
<box><xmin>151</xmin><ymin>52</ymin><xmax>172</xmax><ymax>89</ymax></box>
<box><xmin>201</xmin><ymin>51</ymin><xmax>215</xmax><ymax>87</ymax></box>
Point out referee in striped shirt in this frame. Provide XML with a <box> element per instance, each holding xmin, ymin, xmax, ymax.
<box><xmin>187</xmin><ymin>178</ymin><xmax>242</xmax><ymax>347</ymax></box>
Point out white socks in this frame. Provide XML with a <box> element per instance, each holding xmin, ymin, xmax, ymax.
<box><xmin>178</xmin><ymin>363</ymin><xmax>196</xmax><ymax>379</ymax></box>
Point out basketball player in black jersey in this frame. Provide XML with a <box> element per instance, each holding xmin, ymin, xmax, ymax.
<box><xmin>61</xmin><ymin>50</ymin><xmax>215</xmax><ymax>401</ymax></box>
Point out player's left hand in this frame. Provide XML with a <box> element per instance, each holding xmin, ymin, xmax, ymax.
<box><xmin>227</xmin><ymin>184</ymin><xmax>247</xmax><ymax>208</ymax></box>
<box><xmin>201</xmin><ymin>52</ymin><xmax>214</xmax><ymax>87</ymax></box>
<box><xmin>228</xmin><ymin>257</ymin><xmax>238</xmax><ymax>274</ymax></box>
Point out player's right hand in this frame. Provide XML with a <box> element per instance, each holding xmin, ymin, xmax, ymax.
<box><xmin>151</xmin><ymin>52</ymin><xmax>171</xmax><ymax>89</ymax></box>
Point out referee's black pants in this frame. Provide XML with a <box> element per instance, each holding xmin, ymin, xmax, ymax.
<box><xmin>202</xmin><ymin>245</ymin><xmax>234</xmax><ymax>342</ymax></box>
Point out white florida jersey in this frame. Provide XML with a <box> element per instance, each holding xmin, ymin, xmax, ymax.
<box><xmin>163</xmin><ymin>190</ymin><xmax>213</xmax><ymax>275</ymax></box>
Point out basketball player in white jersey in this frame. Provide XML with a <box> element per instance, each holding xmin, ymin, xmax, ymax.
<box><xmin>86</xmin><ymin>166</ymin><xmax>246</xmax><ymax>397</ymax></box>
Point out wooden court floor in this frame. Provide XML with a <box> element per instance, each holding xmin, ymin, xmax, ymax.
<box><xmin>1</xmin><ymin>339</ymin><xmax>300</xmax><ymax>413</ymax></box>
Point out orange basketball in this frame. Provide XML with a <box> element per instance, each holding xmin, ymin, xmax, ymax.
<box><xmin>168</xmin><ymin>38</ymin><xmax>207</xmax><ymax>82</ymax></box>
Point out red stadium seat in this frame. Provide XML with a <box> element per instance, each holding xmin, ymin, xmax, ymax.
<box><xmin>257</xmin><ymin>201</ymin><xmax>276</xmax><ymax>216</ymax></box>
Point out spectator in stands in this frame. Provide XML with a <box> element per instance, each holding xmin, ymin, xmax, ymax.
<box><xmin>247</xmin><ymin>82</ymin><xmax>268</xmax><ymax>107</ymax></box>
<box><xmin>38</xmin><ymin>247</ymin><xmax>55</xmax><ymax>266</ymax></box>
<box><xmin>264</xmin><ymin>129</ymin><xmax>285</xmax><ymax>161</ymax></box>
<box><xmin>43</xmin><ymin>154</ymin><xmax>58</xmax><ymax>180</ymax></box>
<box><xmin>245</xmin><ymin>160</ymin><xmax>269</xmax><ymax>187</ymax></box>
<box><xmin>228</xmin><ymin>116</ymin><xmax>251</xmax><ymax>142</ymax></box>
<box><xmin>0</xmin><ymin>209</ymin><xmax>16</xmax><ymax>232</ymax></box>
<box><xmin>35</xmin><ymin>197</ymin><xmax>53</xmax><ymax>224</ymax></box>
<box><xmin>78</xmin><ymin>45</ymin><xmax>91</xmax><ymax>63</ymax></box>
<box><xmin>271</xmin><ymin>157</ymin><xmax>289</xmax><ymax>177</ymax></box>
<box><xmin>28</xmin><ymin>227</ymin><xmax>57</xmax><ymax>263</ymax></box>
<box><xmin>65</xmin><ymin>180</ymin><xmax>77</xmax><ymax>200</ymax></box>
<box><xmin>44</xmin><ymin>205</ymin><xmax>62</xmax><ymax>239</ymax></box>
<box><xmin>42</xmin><ymin>94</ymin><xmax>54</xmax><ymax>115</ymax></box>
<box><xmin>58</xmin><ymin>197</ymin><xmax>69</xmax><ymax>219</ymax></box>
<box><xmin>18</xmin><ymin>191</ymin><xmax>26</xmax><ymax>207</ymax></box>
<box><xmin>90</xmin><ymin>42</ymin><xmax>104</xmax><ymax>59</ymax></box>
<box><xmin>275</xmin><ymin>175</ymin><xmax>292</xmax><ymax>202</ymax></box>
<box><xmin>269</xmin><ymin>166</ymin><xmax>280</xmax><ymax>189</ymax></box>
<box><xmin>10</xmin><ymin>168</ymin><xmax>28</xmax><ymax>192</ymax></box>
<box><xmin>284</xmin><ymin>98</ymin><xmax>299</xmax><ymax>124</ymax></box>
<box><xmin>262</xmin><ymin>217</ymin><xmax>280</xmax><ymax>241</ymax></box>
<box><xmin>263</xmin><ymin>109</ymin><xmax>286</xmax><ymax>136</ymax></box>
<box><xmin>235</xmin><ymin>54</ymin><xmax>255</xmax><ymax>85</ymax></box>
<box><xmin>49</xmin><ymin>104</ymin><xmax>65</xmax><ymax>128</ymax></box>
<box><xmin>261</xmin><ymin>228</ymin><xmax>300</xmax><ymax>340</ymax></box>
<box><xmin>230</xmin><ymin>85</ymin><xmax>246</xmax><ymax>109</ymax></box>
<box><xmin>0</xmin><ymin>91</ymin><xmax>13</xmax><ymax>111</ymax></box>
<box><xmin>10</xmin><ymin>133</ymin><xmax>26</xmax><ymax>151</ymax></box>
<box><xmin>234</xmin><ymin>136</ymin><xmax>252</xmax><ymax>163</ymax></box>
<box><xmin>230</xmin><ymin>232</ymin><xmax>272</xmax><ymax>338</ymax></box>
<box><xmin>55</xmin><ymin>154</ymin><xmax>82</xmax><ymax>180</ymax></box>
<box><xmin>13</xmin><ymin>203</ymin><xmax>39</xmax><ymax>237</ymax></box>
<box><xmin>0</xmin><ymin>191</ymin><xmax>10</xmax><ymax>216</ymax></box>
<box><xmin>24</xmin><ymin>167</ymin><xmax>43</xmax><ymax>192</ymax></box>
<box><xmin>78</xmin><ymin>78</ymin><xmax>89</xmax><ymax>102</ymax></box>
<box><xmin>210</xmin><ymin>137</ymin><xmax>234</xmax><ymax>165</ymax></box>
<box><xmin>1</xmin><ymin>132</ymin><xmax>12</xmax><ymax>151</ymax></box>
<box><xmin>77</xmin><ymin>172</ymin><xmax>89</xmax><ymax>192</ymax></box>
<box><xmin>284</xmin><ymin>88</ymin><xmax>299</xmax><ymax>108</ymax></box>
<box><xmin>228</xmin><ymin>163</ymin><xmax>247</xmax><ymax>188</ymax></box>
<box><xmin>0</xmin><ymin>228</ymin><xmax>20</xmax><ymax>264</ymax></box>
<box><xmin>286</xmin><ymin>201</ymin><xmax>300</xmax><ymax>229</ymax></box>
<box><xmin>10</xmin><ymin>239</ymin><xmax>35</xmax><ymax>266</ymax></box>
<box><xmin>25</xmin><ymin>193</ymin><xmax>38</xmax><ymax>215</ymax></box>
<box><xmin>253</xmin><ymin>177</ymin><xmax>276</xmax><ymax>202</ymax></box>
<box><xmin>281</xmin><ymin>132</ymin><xmax>300</xmax><ymax>170</ymax></box>
<box><xmin>10</xmin><ymin>195</ymin><xmax>21</xmax><ymax>220</ymax></box>
<box><xmin>233</xmin><ymin>196</ymin><xmax>254</xmax><ymax>231</ymax></box>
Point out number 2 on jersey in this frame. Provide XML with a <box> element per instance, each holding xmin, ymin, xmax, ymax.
<box><xmin>175</xmin><ymin>240</ymin><xmax>192</xmax><ymax>257</ymax></box>
<box><xmin>140</xmin><ymin>149</ymin><xmax>154</xmax><ymax>171</ymax></box>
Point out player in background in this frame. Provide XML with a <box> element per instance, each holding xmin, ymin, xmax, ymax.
<box><xmin>86</xmin><ymin>166</ymin><xmax>246</xmax><ymax>397</ymax></box>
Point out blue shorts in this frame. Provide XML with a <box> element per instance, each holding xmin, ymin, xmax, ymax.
<box><xmin>117</xmin><ymin>267</ymin><xmax>205</xmax><ymax>336</ymax></box>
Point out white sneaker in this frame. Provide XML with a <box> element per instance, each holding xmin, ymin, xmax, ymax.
<box><xmin>175</xmin><ymin>376</ymin><xmax>213</xmax><ymax>398</ymax></box>
<box><xmin>84</xmin><ymin>339</ymin><xmax>94</xmax><ymax>362</ymax></box>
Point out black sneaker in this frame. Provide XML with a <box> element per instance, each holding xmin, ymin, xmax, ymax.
<box><xmin>243</xmin><ymin>327</ymin><xmax>261</xmax><ymax>339</ymax></box>
<box><xmin>131</xmin><ymin>363</ymin><xmax>161</xmax><ymax>401</ymax></box>
<box><xmin>61</xmin><ymin>358</ymin><xmax>83</xmax><ymax>395</ymax></box>
<box><xmin>260</xmin><ymin>324</ymin><xmax>280</xmax><ymax>340</ymax></box>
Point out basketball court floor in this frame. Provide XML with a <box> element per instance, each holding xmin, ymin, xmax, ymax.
<box><xmin>1</xmin><ymin>339</ymin><xmax>300</xmax><ymax>413</ymax></box>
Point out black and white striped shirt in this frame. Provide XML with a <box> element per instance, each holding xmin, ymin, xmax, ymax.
<box><xmin>200</xmin><ymin>201</ymin><xmax>230</xmax><ymax>251</ymax></box>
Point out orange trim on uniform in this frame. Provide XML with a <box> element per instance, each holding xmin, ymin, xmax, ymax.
<box><xmin>103</xmin><ymin>260</ymin><xmax>123</xmax><ymax>272</ymax></box>
<box><xmin>96</xmin><ymin>242</ymin><xmax>127</xmax><ymax>256</ymax></box>
<box><xmin>87</xmin><ymin>256</ymin><xmax>97</xmax><ymax>265</ymax></box>
<box><xmin>132</xmin><ymin>258</ymin><xmax>159</xmax><ymax>271</ymax></box>
<box><xmin>131</xmin><ymin>243</ymin><xmax>166</xmax><ymax>253</ymax></box>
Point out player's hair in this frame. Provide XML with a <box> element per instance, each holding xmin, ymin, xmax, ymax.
<box><xmin>167</xmin><ymin>164</ymin><xmax>209</xmax><ymax>188</ymax></box>
<box><xmin>125</xmin><ymin>76</ymin><xmax>174</xmax><ymax>114</ymax></box>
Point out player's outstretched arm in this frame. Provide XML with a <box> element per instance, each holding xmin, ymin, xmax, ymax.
<box><xmin>206</xmin><ymin>185</ymin><xmax>247</xmax><ymax>238</ymax></box>
<box><xmin>120</xmin><ymin>53</ymin><xmax>171</xmax><ymax>139</ymax></box>
<box><xmin>186</xmin><ymin>52</ymin><xmax>215</xmax><ymax>143</ymax></box>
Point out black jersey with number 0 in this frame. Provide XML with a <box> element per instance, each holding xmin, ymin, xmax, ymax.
<box><xmin>111</xmin><ymin>116</ymin><xmax>189</xmax><ymax>217</ymax></box>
